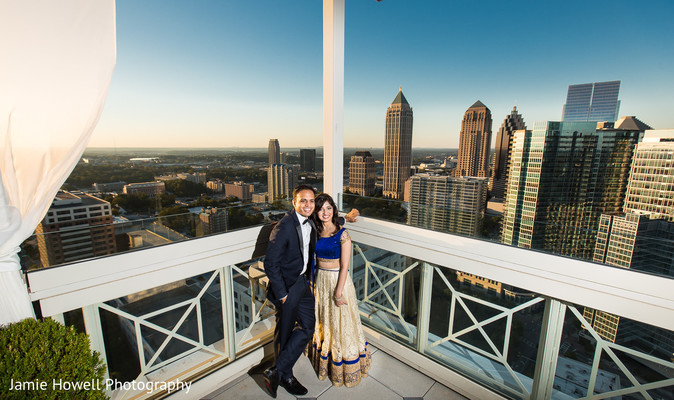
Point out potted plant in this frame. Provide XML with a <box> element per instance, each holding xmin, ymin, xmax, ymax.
<box><xmin>0</xmin><ymin>318</ymin><xmax>108</xmax><ymax>399</ymax></box>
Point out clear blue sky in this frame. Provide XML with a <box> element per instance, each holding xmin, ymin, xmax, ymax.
<box><xmin>90</xmin><ymin>0</ymin><xmax>674</xmax><ymax>149</ymax></box>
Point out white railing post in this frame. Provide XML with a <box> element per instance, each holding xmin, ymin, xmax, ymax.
<box><xmin>82</xmin><ymin>304</ymin><xmax>110</xmax><ymax>382</ymax></box>
<box><xmin>531</xmin><ymin>298</ymin><xmax>566</xmax><ymax>400</ymax></box>
<box><xmin>416</xmin><ymin>262</ymin><xmax>433</xmax><ymax>353</ymax></box>
<box><xmin>323</xmin><ymin>0</ymin><xmax>344</xmax><ymax>199</ymax></box>
<box><xmin>221</xmin><ymin>266</ymin><xmax>237</xmax><ymax>360</ymax></box>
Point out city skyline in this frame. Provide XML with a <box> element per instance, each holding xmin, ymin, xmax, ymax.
<box><xmin>88</xmin><ymin>1</ymin><xmax>674</xmax><ymax>149</ymax></box>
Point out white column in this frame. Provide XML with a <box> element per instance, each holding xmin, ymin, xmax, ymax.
<box><xmin>531</xmin><ymin>298</ymin><xmax>566</xmax><ymax>400</ymax></box>
<box><xmin>82</xmin><ymin>305</ymin><xmax>110</xmax><ymax>381</ymax></box>
<box><xmin>323</xmin><ymin>0</ymin><xmax>345</xmax><ymax>203</ymax></box>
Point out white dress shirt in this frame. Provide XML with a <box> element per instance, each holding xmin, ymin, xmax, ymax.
<box><xmin>295</xmin><ymin>211</ymin><xmax>311</xmax><ymax>276</ymax></box>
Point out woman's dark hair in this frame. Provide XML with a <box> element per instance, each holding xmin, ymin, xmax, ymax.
<box><xmin>312</xmin><ymin>193</ymin><xmax>340</xmax><ymax>236</ymax></box>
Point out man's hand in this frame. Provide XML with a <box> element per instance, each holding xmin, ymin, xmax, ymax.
<box><xmin>344</xmin><ymin>208</ymin><xmax>360</xmax><ymax>223</ymax></box>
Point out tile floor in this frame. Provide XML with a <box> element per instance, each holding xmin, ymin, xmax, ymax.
<box><xmin>202</xmin><ymin>346</ymin><xmax>468</xmax><ymax>400</ymax></box>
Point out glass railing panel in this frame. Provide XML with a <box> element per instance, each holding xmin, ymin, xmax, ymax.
<box><xmin>555</xmin><ymin>305</ymin><xmax>674</xmax><ymax>400</ymax></box>
<box><xmin>19</xmin><ymin>200</ymin><xmax>291</xmax><ymax>271</ymax></box>
<box><xmin>63</xmin><ymin>308</ymin><xmax>86</xmax><ymax>335</ymax></box>
<box><xmin>342</xmin><ymin>193</ymin><xmax>409</xmax><ymax>224</ymax></box>
<box><xmin>99</xmin><ymin>306</ymin><xmax>142</xmax><ymax>383</ymax></box>
<box><xmin>96</xmin><ymin>270</ymin><xmax>229</xmax><ymax>389</ymax></box>
<box><xmin>341</xmin><ymin>192</ymin><xmax>674</xmax><ymax>282</ymax></box>
<box><xmin>352</xmin><ymin>242</ymin><xmax>421</xmax><ymax>348</ymax></box>
<box><xmin>342</xmin><ymin>192</ymin><xmax>502</xmax><ymax>241</ymax></box>
<box><xmin>231</xmin><ymin>257</ymin><xmax>276</xmax><ymax>353</ymax></box>
<box><xmin>350</xmin><ymin>237</ymin><xmax>674</xmax><ymax>400</ymax></box>
<box><xmin>425</xmin><ymin>264</ymin><xmax>545</xmax><ymax>399</ymax></box>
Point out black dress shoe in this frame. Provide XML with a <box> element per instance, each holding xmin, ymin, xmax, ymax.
<box><xmin>279</xmin><ymin>376</ymin><xmax>308</xmax><ymax>396</ymax></box>
<box><xmin>263</xmin><ymin>367</ymin><xmax>278</xmax><ymax>398</ymax></box>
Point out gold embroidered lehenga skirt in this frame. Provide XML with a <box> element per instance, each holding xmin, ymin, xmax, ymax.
<box><xmin>307</xmin><ymin>267</ymin><xmax>371</xmax><ymax>387</ymax></box>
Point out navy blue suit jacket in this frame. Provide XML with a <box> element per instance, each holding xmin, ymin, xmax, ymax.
<box><xmin>264</xmin><ymin>210</ymin><xmax>316</xmax><ymax>304</ymax></box>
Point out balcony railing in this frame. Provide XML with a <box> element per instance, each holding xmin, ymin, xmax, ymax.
<box><xmin>20</xmin><ymin>200</ymin><xmax>291</xmax><ymax>271</ymax></box>
<box><xmin>26</xmin><ymin>218</ymin><xmax>674</xmax><ymax>399</ymax></box>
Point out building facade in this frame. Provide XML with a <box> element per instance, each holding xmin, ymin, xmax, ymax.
<box><xmin>207</xmin><ymin>180</ymin><xmax>224</xmax><ymax>193</ymax></box>
<box><xmin>348</xmin><ymin>150</ymin><xmax>376</xmax><ymax>196</ymax></box>
<box><xmin>198</xmin><ymin>208</ymin><xmax>228</xmax><ymax>235</ymax></box>
<box><xmin>123</xmin><ymin>181</ymin><xmax>165</xmax><ymax>196</ymax></box>
<box><xmin>456</xmin><ymin>101</ymin><xmax>492</xmax><ymax>178</ymax></box>
<box><xmin>501</xmin><ymin>120</ymin><xmax>643</xmax><ymax>260</ymax></box>
<box><xmin>383</xmin><ymin>88</ymin><xmax>413</xmax><ymax>199</ymax></box>
<box><xmin>268</xmin><ymin>163</ymin><xmax>298</xmax><ymax>201</ymax></box>
<box><xmin>562</xmin><ymin>80</ymin><xmax>621</xmax><ymax>122</ymax></box>
<box><xmin>585</xmin><ymin>129</ymin><xmax>674</xmax><ymax>355</ymax></box>
<box><xmin>624</xmin><ymin>129</ymin><xmax>674</xmax><ymax>220</ymax></box>
<box><xmin>251</xmin><ymin>193</ymin><xmax>268</xmax><ymax>203</ymax></box>
<box><xmin>268</xmin><ymin>139</ymin><xmax>281</xmax><ymax>165</ymax></box>
<box><xmin>408</xmin><ymin>174</ymin><xmax>487</xmax><ymax>236</ymax></box>
<box><xmin>299</xmin><ymin>148</ymin><xmax>316</xmax><ymax>172</ymax></box>
<box><xmin>35</xmin><ymin>191</ymin><xmax>116</xmax><ymax>267</ymax></box>
<box><xmin>224</xmin><ymin>181</ymin><xmax>255</xmax><ymax>201</ymax></box>
<box><xmin>92</xmin><ymin>181</ymin><xmax>126</xmax><ymax>192</ymax></box>
<box><xmin>490</xmin><ymin>106</ymin><xmax>526</xmax><ymax>200</ymax></box>
<box><xmin>594</xmin><ymin>213</ymin><xmax>674</xmax><ymax>277</ymax></box>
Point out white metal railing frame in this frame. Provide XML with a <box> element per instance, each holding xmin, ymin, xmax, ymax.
<box><xmin>345</xmin><ymin>217</ymin><xmax>674</xmax><ymax>333</ymax></box>
<box><xmin>353</xmin><ymin>242</ymin><xmax>420</xmax><ymax>344</ymax></box>
<box><xmin>346</xmin><ymin>216</ymin><xmax>674</xmax><ymax>399</ymax></box>
<box><xmin>27</xmin><ymin>226</ymin><xmax>274</xmax><ymax>399</ymax></box>
<box><xmin>25</xmin><ymin>218</ymin><xmax>674</xmax><ymax>399</ymax></box>
<box><xmin>27</xmin><ymin>227</ymin><xmax>265</xmax><ymax>317</ymax></box>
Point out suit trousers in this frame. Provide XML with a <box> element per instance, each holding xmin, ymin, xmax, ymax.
<box><xmin>273</xmin><ymin>275</ymin><xmax>315</xmax><ymax>380</ymax></box>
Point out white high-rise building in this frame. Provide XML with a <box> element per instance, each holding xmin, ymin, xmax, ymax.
<box><xmin>268</xmin><ymin>163</ymin><xmax>298</xmax><ymax>201</ymax></box>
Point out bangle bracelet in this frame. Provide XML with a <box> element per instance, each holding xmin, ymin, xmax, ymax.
<box><xmin>334</xmin><ymin>295</ymin><xmax>342</xmax><ymax>301</ymax></box>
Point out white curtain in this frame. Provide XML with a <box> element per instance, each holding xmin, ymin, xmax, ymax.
<box><xmin>0</xmin><ymin>1</ymin><xmax>116</xmax><ymax>325</ymax></box>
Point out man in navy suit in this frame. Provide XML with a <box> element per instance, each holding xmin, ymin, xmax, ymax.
<box><xmin>262</xmin><ymin>185</ymin><xmax>357</xmax><ymax>397</ymax></box>
<box><xmin>262</xmin><ymin>184</ymin><xmax>318</xmax><ymax>397</ymax></box>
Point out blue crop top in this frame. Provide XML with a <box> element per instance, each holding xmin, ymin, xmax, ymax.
<box><xmin>314</xmin><ymin>227</ymin><xmax>349</xmax><ymax>260</ymax></box>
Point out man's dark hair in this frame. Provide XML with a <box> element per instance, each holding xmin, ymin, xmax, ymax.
<box><xmin>292</xmin><ymin>184</ymin><xmax>317</xmax><ymax>200</ymax></box>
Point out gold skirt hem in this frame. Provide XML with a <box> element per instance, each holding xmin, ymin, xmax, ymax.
<box><xmin>307</xmin><ymin>343</ymin><xmax>372</xmax><ymax>388</ymax></box>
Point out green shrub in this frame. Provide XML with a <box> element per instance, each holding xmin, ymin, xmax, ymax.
<box><xmin>0</xmin><ymin>318</ymin><xmax>108</xmax><ymax>399</ymax></box>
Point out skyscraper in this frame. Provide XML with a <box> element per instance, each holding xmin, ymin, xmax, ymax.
<box><xmin>562</xmin><ymin>80</ymin><xmax>621</xmax><ymax>122</ymax></box>
<box><xmin>383</xmin><ymin>88</ymin><xmax>413</xmax><ymax>200</ymax></box>
<box><xmin>456</xmin><ymin>101</ymin><xmax>492</xmax><ymax>178</ymax></box>
<box><xmin>408</xmin><ymin>174</ymin><xmax>487</xmax><ymax>236</ymax></box>
<box><xmin>593</xmin><ymin>213</ymin><xmax>674</xmax><ymax>277</ymax></box>
<box><xmin>348</xmin><ymin>151</ymin><xmax>376</xmax><ymax>196</ymax></box>
<box><xmin>490</xmin><ymin>106</ymin><xmax>526</xmax><ymax>199</ymax></box>
<box><xmin>299</xmin><ymin>148</ymin><xmax>316</xmax><ymax>172</ymax></box>
<box><xmin>35</xmin><ymin>191</ymin><xmax>116</xmax><ymax>267</ymax></box>
<box><xmin>268</xmin><ymin>139</ymin><xmax>281</xmax><ymax>165</ymax></box>
<box><xmin>501</xmin><ymin>120</ymin><xmax>642</xmax><ymax>260</ymax></box>
<box><xmin>624</xmin><ymin>129</ymin><xmax>674</xmax><ymax>220</ymax></box>
<box><xmin>586</xmin><ymin>129</ymin><xmax>674</xmax><ymax>355</ymax></box>
<box><xmin>268</xmin><ymin>163</ymin><xmax>298</xmax><ymax>200</ymax></box>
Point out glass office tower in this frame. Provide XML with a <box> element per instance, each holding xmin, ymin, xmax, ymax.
<box><xmin>562</xmin><ymin>80</ymin><xmax>621</xmax><ymax>122</ymax></box>
<box><xmin>501</xmin><ymin>121</ymin><xmax>641</xmax><ymax>260</ymax></box>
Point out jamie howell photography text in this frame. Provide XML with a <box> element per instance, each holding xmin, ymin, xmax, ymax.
<box><xmin>8</xmin><ymin>378</ymin><xmax>192</xmax><ymax>395</ymax></box>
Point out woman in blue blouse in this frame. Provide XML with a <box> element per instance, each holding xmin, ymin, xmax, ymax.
<box><xmin>306</xmin><ymin>193</ymin><xmax>371</xmax><ymax>387</ymax></box>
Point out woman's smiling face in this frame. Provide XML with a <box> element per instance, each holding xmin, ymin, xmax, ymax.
<box><xmin>317</xmin><ymin>201</ymin><xmax>333</xmax><ymax>222</ymax></box>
